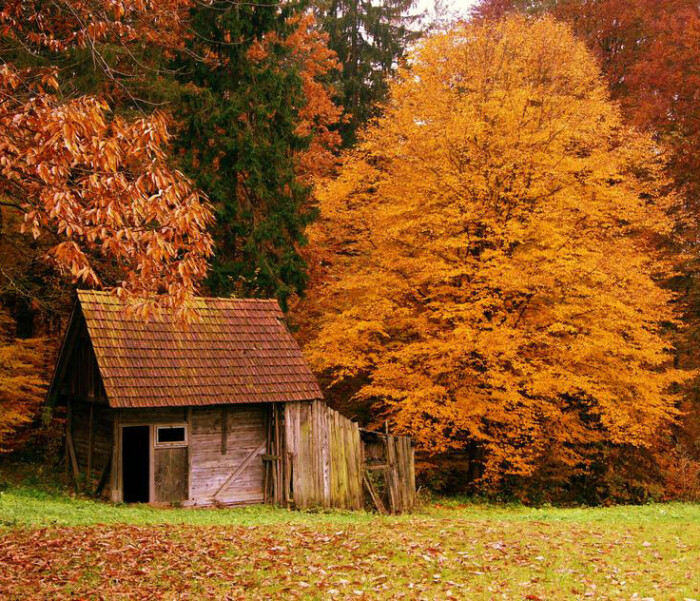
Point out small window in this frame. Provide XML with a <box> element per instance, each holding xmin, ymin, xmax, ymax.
<box><xmin>156</xmin><ymin>425</ymin><xmax>187</xmax><ymax>446</ymax></box>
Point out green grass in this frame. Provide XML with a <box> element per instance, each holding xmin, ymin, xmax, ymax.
<box><xmin>2</xmin><ymin>482</ymin><xmax>700</xmax><ymax>527</ymax></box>
<box><xmin>2</xmin><ymin>469</ymin><xmax>700</xmax><ymax>599</ymax></box>
<box><xmin>0</xmin><ymin>484</ymin><xmax>381</xmax><ymax>527</ymax></box>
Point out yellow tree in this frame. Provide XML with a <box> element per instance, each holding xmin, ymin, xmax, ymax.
<box><xmin>300</xmin><ymin>16</ymin><xmax>689</xmax><ymax>492</ymax></box>
<box><xmin>0</xmin><ymin>309</ymin><xmax>46</xmax><ymax>453</ymax></box>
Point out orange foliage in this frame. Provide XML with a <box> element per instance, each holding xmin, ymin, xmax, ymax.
<box><xmin>300</xmin><ymin>17</ymin><xmax>689</xmax><ymax>488</ymax></box>
<box><xmin>476</xmin><ymin>0</ymin><xmax>700</xmax><ymax>205</ymax></box>
<box><xmin>0</xmin><ymin>66</ymin><xmax>214</xmax><ymax>318</ymax></box>
<box><xmin>0</xmin><ymin>0</ymin><xmax>190</xmax><ymax>54</ymax></box>
<box><xmin>248</xmin><ymin>12</ymin><xmax>343</xmax><ymax>183</ymax></box>
<box><xmin>0</xmin><ymin>1</ymin><xmax>215</xmax><ymax>317</ymax></box>
<box><xmin>0</xmin><ymin>311</ymin><xmax>45</xmax><ymax>453</ymax></box>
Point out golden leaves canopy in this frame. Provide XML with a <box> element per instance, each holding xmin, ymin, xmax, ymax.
<box><xmin>301</xmin><ymin>17</ymin><xmax>689</xmax><ymax>484</ymax></box>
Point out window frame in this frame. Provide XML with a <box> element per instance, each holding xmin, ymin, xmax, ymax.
<box><xmin>154</xmin><ymin>424</ymin><xmax>188</xmax><ymax>448</ymax></box>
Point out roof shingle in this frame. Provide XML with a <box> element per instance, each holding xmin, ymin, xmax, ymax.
<box><xmin>77</xmin><ymin>291</ymin><xmax>322</xmax><ymax>408</ymax></box>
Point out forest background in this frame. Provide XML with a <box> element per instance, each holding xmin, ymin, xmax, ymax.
<box><xmin>2</xmin><ymin>0</ymin><xmax>700</xmax><ymax>505</ymax></box>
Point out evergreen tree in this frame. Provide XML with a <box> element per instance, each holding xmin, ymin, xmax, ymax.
<box><xmin>314</xmin><ymin>0</ymin><xmax>421</xmax><ymax>146</ymax></box>
<box><xmin>173</xmin><ymin>2</ymin><xmax>338</xmax><ymax>308</ymax></box>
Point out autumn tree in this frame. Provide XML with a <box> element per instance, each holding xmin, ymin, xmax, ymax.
<box><xmin>300</xmin><ymin>17</ymin><xmax>687</xmax><ymax>495</ymax></box>
<box><xmin>0</xmin><ymin>0</ymin><xmax>216</xmax><ymax>449</ymax></box>
<box><xmin>0</xmin><ymin>2</ymin><xmax>215</xmax><ymax>317</ymax></box>
<box><xmin>174</xmin><ymin>4</ymin><xmax>341</xmax><ymax>308</ymax></box>
<box><xmin>1</xmin><ymin>1</ymin><xmax>342</xmax><ymax>315</ymax></box>
<box><xmin>0</xmin><ymin>308</ymin><xmax>48</xmax><ymax>453</ymax></box>
<box><xmin>0</xmin><ymin>1</ymin><xmax>343</xmax><ymax>450</ymax></box>
<box><xmin>474</xmin><ymin>1</ymin><xmax>700</xmax><ymax>213</ymax></box>
<box><xmin>475</xmin><ymin>0</ymin><xmax>700</xmax><ymax>499</ymax></box>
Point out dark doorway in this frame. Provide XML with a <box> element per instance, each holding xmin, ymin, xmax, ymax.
<box><xmin>122</xmin><ymin>426</ymin><xmax>150</xmax><ymax>503</ymax></box>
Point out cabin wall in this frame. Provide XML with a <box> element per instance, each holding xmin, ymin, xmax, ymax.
<box><xmin>67</xmin><ymin>400</ymin><xmax>113</xmax><ymax>496</ymax></box>
<box><xmin>114</xmin><ymin>408</ymin><xmax>188</xmax><ymax>504</ymax></box>
<box><xmin>362</xmin><ymin>431</ymin><xmax>416</xmax><ymax>514</ymax></box>
<box><xmin>66</xmin><ymin>399</ymin><xmax>415</xmax><ymax>513</ymax></box>
<box><xmin>109</xmin><ymin>405</ymin><xmax>268</xmax><ymax>506</ymax></box>
<box><xmin>189</xmin><ymin>405</ymin><xmax>267</xmax><ymax>505</ymax></box>
<box><xmin>62</xmin><ymin>321</ymin><xmax>107</xmax><ymax>404</ymax></box>
<box><xmin>119</xmin><ymin>408</ymin><xmax>187</xmax><ymax>425</ymax></box>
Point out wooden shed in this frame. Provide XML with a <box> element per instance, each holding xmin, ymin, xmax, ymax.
<box><xmin>47</xmin><ymin>291</ymin><xmax>416</xmax><ymax>512</ymax></box>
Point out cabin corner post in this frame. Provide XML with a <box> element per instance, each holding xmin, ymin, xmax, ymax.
<box><xmin>87</xmin><ymin>403</ymin><xmax>95</xmax><ymax>491</ymax></box>
<box><xmin>186</xmin><ymin>407</ymin><xmax>193</xmax><ymax>503</ymax></box>
<box><xmin>148</xmin><ymin>425</ymin><xmax>155</xmax><ymax>503</ymax></box>
<box><xmin>65</xmin><ymin>399</ymin><xmax>80</xmax><ymax>491</ymax></box>
<box><xmin>110</xmin><ymin>409</ymin><xmax>121</xmax><ymax>502</ymax></box>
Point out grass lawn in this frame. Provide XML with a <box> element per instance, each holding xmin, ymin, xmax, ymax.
<box><xmin>1</xmin><ymin>472</ymin><xmax>700</xmax><ymax>599</ymax></box>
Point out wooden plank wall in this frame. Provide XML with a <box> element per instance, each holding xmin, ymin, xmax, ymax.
<box><xmin>284</xmin><ymin>401</ymin><xmax>364</xmax><ymax>510</ymax></box>
<box><xmin>64</xmin><ymin>323</ymin><xmax>108</xmax><ymax>404</ymax></box>
<box><xmin>154</xmin><ymin>447</ymin><xmax>188</xmax><ymax>503</ymax></box>
<box><xmin>69</xmin><ymin>400</ymin><xmax>113</xmax><ymax>495</ymax></box>
<box><xmin>264</xmin><ymin>404</ymin><xmax>287</xmax><ymax>506</ymax></box>
<box><xmin>189</xmin><ymin>405</ymin><xmax>267</xmax><ymax>505</ymax></box>
<box><xmin>119</xmin><ymin>408</ymin><xmax>187</xmax><ymax>425</ymax></box>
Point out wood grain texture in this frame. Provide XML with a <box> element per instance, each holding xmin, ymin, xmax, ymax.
<box><xmin>284</xmin><ymin>401</ymin><xmax>364</xmax><ymax>511</ymax></box>
<box><xmin>154</xmin><ymin>446</ymin><xmax>188</xmax><ymax>503</ymax></box>
<box><xmin>282</xmin><ymin>401</ymin><xmax>416</xmax><ymax>513</ymax></box>
<box><xmin>189</xmin><ymin>405</ymin><xmax>267</xmax><ymax>505</ymax></box>
<box><xmin>360</xmin><ymin>431</ymin><xmax>416</xmax><ymax>514</ymax></box>
<box><xmin>70</xmin><ymin>400</ymin><xmax>113</xmax><ymax>494</ymax></box>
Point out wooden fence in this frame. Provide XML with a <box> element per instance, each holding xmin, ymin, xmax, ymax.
<box><xmin>276</xmin><ymin>400</ymin><xmax>416</xmax><ymax>513</ymax></box>
<box><xmin>362</xmin><ymin>430</ymin><xmax>416</xmax><ymax>514</ymax></box>
<box><xmin>284</xmin><ymin>400</ymin><xmax>364</xmax><ymax>510</ymax></box>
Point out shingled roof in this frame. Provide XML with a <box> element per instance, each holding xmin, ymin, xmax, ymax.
<box><xmin>58</xmin><ymin>290</ymin><xmax>323</xmax><ymax>409</ymax></box>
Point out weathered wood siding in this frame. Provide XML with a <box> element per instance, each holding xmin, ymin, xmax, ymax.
<box><xmin>68</xmin><ymin>400</ymin><xmax>113</xmax><ymax>495</ymax></box>
<box><xmin>384</xmin><ymin>434</ymin><xmax>416</xmax><ymax>514</ymax></box>
<box><xmin>154</xmin><ymin>447</ymin><xmax>188</xmax><ymax>503</ymax></box>
<box><xmin>189</xmin><ymin>405</ymin><xmax>267</xmax><ymax>505</ymax></box>
<box><xmin>361</xmin><ymin>430</ymin><xmax>416</xmax><ymax>514</ymax></box>
<box><xmin>62</xmin><ymin>321</ymin><xmax>107</xmax><ymax>404</ymax></box>
<box><xmin>68</xmin><ymin>398</ymin><xmax>415</xmax><ymax>512</ymax></box>
<box><xmin>284</xmin><ymin>401</ymin><xmax>364</xmax><ymax>510</ymax></box>
<box><xmin>119</xmin><ymin>408</ymin><xmax>187</xmax><ymax>425</ymax></box>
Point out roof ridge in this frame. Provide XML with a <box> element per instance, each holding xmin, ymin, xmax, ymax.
<box><xmin>77</xmin><ymin>289</ymin><xmax>280</xmax><ymax>304</ymax></box>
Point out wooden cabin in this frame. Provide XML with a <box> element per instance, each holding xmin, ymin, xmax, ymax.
<box><xmin>47</xmin><ymin>291</ymin><xmax>416</xmax><ymax>512</ymax></box>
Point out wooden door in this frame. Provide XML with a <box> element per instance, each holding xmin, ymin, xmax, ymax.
<box><xmin>153</xmin><ymin>446</ymin><xmax>188</xmax><ymax>503</ymax></box>
<box><xmin>189</xmin><ymin>405</ymin><xmax>267</xmax><ymax>505</ymax></box>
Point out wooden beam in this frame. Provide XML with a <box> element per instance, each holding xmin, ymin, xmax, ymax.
<box><xmin>285</xmin><ymin>451</ymin><xmax>292</xmax><ymax>508</ymax></box>
<box><xmin>148</xmin><ymin>425</ymin><xmax>155</xmax><ymax>503</ymax></box>
<box><xmin>186</xmin><ymin>408</ymin><xmax>193</xmax><ymax>502</ymax></box>
<box><xmin>66</xmin><ymin>401</ymin><xmax>80</xmax><ymax>491</ymax></box>
<box><xmin>95</xmin><ymin>453</ymin><xmax>112</xmax><ymax>497</ymax></box>
<box><xmin>87</xmin><ymin>404</ymin><xmax>95</xmax><ymax>491</ymax></box>
<box><xmin>263</xmin><ymin>408</ymin><xmax>272</xmax><ymax>504</ymax></box>
<box><xmin>214</xmin><ymin>440</ymin><xmax>266</xmax><ymax>500</ymax></box>
<box><xmin>45</xmin><ymin>306</ymin><xmax>80</xmax><ymax>406</ymax></box>
<box><xmin>221</xmin><ymin>406</ymin><xmax>228</xmax><ymax>455</ymax></box>
<box><xmin>363</xmin><ymin>470</ymin><xmax>387</xmax><ymax>515</ymax></box>
<box><xmin>64</xmin><ymin>427</ymin><xmax>69</xmax><ymax>485</ymax></box>
<box><xmin>272</xmin><ymin>406</ymin><xmax>279</xmax><ymax>504</ymax></box>
<box><xmin>111</xmin><ymin>410</ymin><xmax>121</xmax><ymax>503</ymax></box>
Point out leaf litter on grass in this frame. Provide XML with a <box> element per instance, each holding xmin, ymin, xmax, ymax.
<box><xmin>1</xmin><ymin>512</ymin><xmax>700</xmax><ymax>600</ymax></box>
